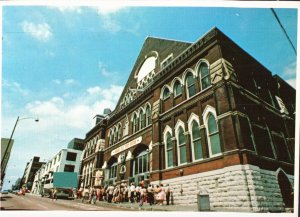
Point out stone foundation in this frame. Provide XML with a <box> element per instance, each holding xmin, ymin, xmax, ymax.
<box><xmin>151</xmin><ymin>164</ymin><xmax>293</xmax><ymax>212</ymax></box>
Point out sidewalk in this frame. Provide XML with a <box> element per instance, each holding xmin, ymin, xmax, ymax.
<box><xmin>29</xmin><ymin>193</ymin><xmax>198</xmax><ymax>211</ymax></box>
<box><xmin>75</xmin><ymin>198</ymin><xmax>198</xmax><ymax>211</ymax></box>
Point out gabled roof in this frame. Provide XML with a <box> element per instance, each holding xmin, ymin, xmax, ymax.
<box><xmin>113</xmin><ymin>36</ymin><xmax>191</xmax><ymax>113</ymax></box>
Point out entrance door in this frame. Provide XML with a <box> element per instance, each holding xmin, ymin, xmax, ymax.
<box><xmin>277</xmin><ymin>171</ymin><xmax>294</xmax><ymax>208</ymax></box>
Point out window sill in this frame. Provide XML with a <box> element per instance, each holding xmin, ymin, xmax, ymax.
<box><xmin>174</xmin><ymin>93</ymin><xmax>182</xmax><ymax>99</ymax></box>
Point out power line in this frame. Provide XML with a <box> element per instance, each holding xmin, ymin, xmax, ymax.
<box><xmin>270</xmin><ymin>8</ymin><xmax>297</xmax><ymax>55</ymax></box>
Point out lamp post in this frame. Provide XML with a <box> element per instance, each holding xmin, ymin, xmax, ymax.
<box><xmin>1</xmin><ymin>116</ymin><xmax>39</xmax><ymax>181</ymax></box>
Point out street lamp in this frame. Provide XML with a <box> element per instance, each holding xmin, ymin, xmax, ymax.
<box><xmin>1</xmin><ymin>116</ymin><xmax>39</xmax><ymax>179</ymax></box>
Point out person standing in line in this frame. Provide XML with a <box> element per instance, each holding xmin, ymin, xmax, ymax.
<box><xmin>106</xmin><ymin>183</ymin><xmax>114</xmax><ymax>203</ymax></box>
<box><xmin>91</xmin><ymin>187</ymin><xmax>97</xmax><ymax>204</ymax></box>
<box><xmin>159</xmin><ymin>184</ymin><xmax>166</xmax><ymax>205</ymax></box>
<box><xmin>96</xmin><ymin>187</ymin><xmax>101</xmax><ymax>202</ymax></box>
<box><xmin>139</xmin><ymin>185</ymin><xmax>147</xmax><ymax>207</ymax></box>
<box><xmin>165</xmin><ymin>184</ymin><xmax>171</xmax><ymax>205</ymax></box>
<box><xmin>82</xmin><ymin>187</ymin><xmax>89</xmax><ymax>203</ymax></box>
<box><xmin>89</xmin><ymin>187</ymin><xmax>93</xmax><ymax>204</ymax></box>
<box><xmin>112</xmin><ymin>185</ymin><xmax>119</xmax><ymax>203</ymax></box>
<box><xmin>147</xmin><ymin>184</ymin><xmax>154</xmax><ymax>206</ymax></box>
<box><xmin>100</xmin><ymin>186</ymin><xmax>105</xmax><ymax>201</ymax></box>
<box><xmin>129</xmin><ymin>182</ymin><xmax>136</xmax><ymax>203</ymax></box>
<box><xmin>123</xmin><ymin>184</ymin><xmax>128</xmax><ymax>202</ymax></box>
<box><xmin>136</xmin><ymin>184</ymin><xmax>141</xmax><ymax>203</ymax></box>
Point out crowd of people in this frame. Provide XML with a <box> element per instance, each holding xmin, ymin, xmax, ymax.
<box><xmin>77</xmin><ymin>181</ymin><xmax>172</xmax><ymax>207</ymax></box>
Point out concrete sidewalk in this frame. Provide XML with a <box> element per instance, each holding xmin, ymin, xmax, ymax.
<box><xmin>29</xmin><ymin>193</ymin><xmax>198</xmax><ymax>211</ymax></box>
<box><xmin>75</xmin><ymin>198</ymin><xmax>198</xmax><ymax>211</ymax></box>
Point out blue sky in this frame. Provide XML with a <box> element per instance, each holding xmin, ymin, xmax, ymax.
<box><xmin>1</xmin><ymin>6</ymin><xmax>297</xmax><ymax>189</ymax></box>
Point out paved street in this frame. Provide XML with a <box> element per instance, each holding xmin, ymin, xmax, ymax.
<box><xmin>0</xmin><ymin>193</ymin><xmax>131</xmax><ymax>211</ymax></box>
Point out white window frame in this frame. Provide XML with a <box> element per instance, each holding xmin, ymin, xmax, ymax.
<box><xmin>183</xmin><ymin>70</ymin><xmax>197</xmax><ymax>99</ymax></box>
<box><xmin>163</xmin><ymin>125</ymin><xmax>173</xmax><ymax>169</ymax></box>
<box><xmin>188</xmin><ymin>113</ymin><xmax>203</xmax><ymax>162</ymax></box>
<box><xmin>196</xmin><ymin>60</ymin><xmax>211</xmax><ymax>91</ymax></box>
<box><xmin>175</xmin><ymin>120</ymin><xmax>187</xmax><ymax>165</ymax></box>
<box><xmin>203</xmin><ymin>105</ymin><xmax>222</xmax><ymax>157</ymax></box>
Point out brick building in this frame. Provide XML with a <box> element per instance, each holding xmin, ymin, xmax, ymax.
<box><xmin>79</xmin><ymin>27</ymin><xmax>295</xmax><ymax>212</ymax></box>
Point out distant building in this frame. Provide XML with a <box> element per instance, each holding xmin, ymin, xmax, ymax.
<box><xmin>78</xmin><ymin>27</ymin><xmax>295</xmax><ymax>212</ymax></box>
<box><xmin>21</xmin><ymin>156</ymin><xmax>45</xmax><ymax>191</ymax></box>
<box><xmin>31</xmin><ymin>138</ymin><xmax>83</xmax><ymax>195</ymax></box>
<box><xmin>1</xmin><ymin>138</ymin><xmax>14</xmax><ymax>183</ymax></box>
<box><xmin>67</xmin><ymin>138</ymin><xmax>84</xmax><ymax>151</ymax></box>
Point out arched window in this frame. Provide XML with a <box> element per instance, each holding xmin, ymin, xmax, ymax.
<box><xmin>185</xmin><ymin>72</ymin><xmax>196</xmax><ymax>98</ymax></box>
<box><xmin>173</xmin><ymin>80</ymin><xmax>182</xmax><ymax>97</ymax></box>
<box><xmin>165</xmin><ymin>132</ymin><xmax>173</xmax><ymax>168</ymax></box>
<box><xmin>199</xmin><ymin>62</ymin><xmax>211</xmax><ymax>90</ymax></box>
<box><xmin>177</xmin><ymin>127</ymin><xmax>187</xmax><ymax>164</ymax></box>
<box><xmin>162</xmin><ymin>87</ymin><xmax>171</xmax><ymax>100</ymax></box>
<box><xmin>132</xmin><ymin>113</ymin><xmax>138</xmax><ymax>133</ymax></box>
<box><xmin>139</xmin><ymin>110</ymin><xmax>145</xmax><ymax>129</ymax></box>
<box><xmin>146</xmin><ymin>106</ymin><xmax>151</xmax><ymax>126</ymax></box>
<box><xmin>191</xmin><ymin>120</ymin><xmax>203</xmax><ymax>161</ymax></box>
<box><xmin>117</xmin><ymin>123</ymin><xmax>122</xmax><ymax>141</ymax></box>
<box><xmin>207</xmin><ymin>113</ymin><xmax>221</xmax><ymax>156</ymax></box>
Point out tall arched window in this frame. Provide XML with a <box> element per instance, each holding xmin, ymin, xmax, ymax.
<box><xmin>165</xmin><ymin>132</ymin><xmax>173</xmax><ymax>168</ymax></box>
<box><xmin>199</xmin><ymin>62</ymin><xmax>211</xmax><ymax>90</ymax></box>
<box><xmin>191</xmin><ymin>120</ymin><xmax>203</xmax><ymax>161</ymax></box>
<box><xmin>139</xmin><ymin>110</ymin><xmax>145</xmax><ymax>129</ymax></box>
<box><xmin>117</xmin><ymin>123</ymin><xmax>122</xmax><ymax>141</ymax></box>
<box><xmin>207</xmin><ymin>113</ymin><xmax>221</xmax><ymax>156</ymax></box>
<box><xmin>162</xmin><ymin>87</ymin><xmax>171</xmax><ymax>100</ymax></box>
<box><xmin>132</xmin><ymin>113</ymin><xmax>138</xmax><ymax>133</ymax></box>
<box><xmin>146</xmin><ymin>106</ymin><xmax>151</xmax><ymax>126</ymax></box>
<box><xmin>173</xmin><ymin>80</ymin><xmax>182</xmax><ymax>97</ymax></box>
<box><xmin>185</xmin><ymin>72</ymin><xmax>196</xmax><ymax>98</ymax></box>
<box><xmin>177</xmin><ymin>127</ymin><xmax>187</xmax><ymax>164</ymax></box>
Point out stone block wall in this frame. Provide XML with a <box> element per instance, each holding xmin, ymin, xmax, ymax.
<box><xmin>151</xmin><ymin>164</ymin><xmax>293</xmax><ymax>212</ymax></box>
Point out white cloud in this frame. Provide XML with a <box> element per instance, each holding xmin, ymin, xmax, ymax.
<box><xmin>283</xmin><ymin>61</ymin><xmax>296</xmax><ymax>79</ymax></box>
<box><xmin>101</xmin><ymin>16</ymin><xmax>121</xmax><ymax>33</ymax></box>
<box><xmin>26</xmin><ymin>97</ymin><xmax>64</xmax><ymax>116</ymax></box>
<box><xmin>286</xmin><ymin>78</ymin><xmax>296</xmax><ymax>89</ymax></box>
<box><xmin>98</xmin><ymin>61</ymin><xmax>112</xmax><ymax>77</ymax></box>
<box><xmin>52</xmin><ymin>79</ymin><xmax>61</xmax><ymax>85</ymax></box>
<box><xmin>87</xmin><ymin>86</ymin><xmax>102</xmax><ymax>94</ymax></box>
<box><xmin>93</xmin><ymin>6</ymin><xmax>125</xmax><ymax>33</ymax></box>
<box><xmin>55</xmin><ymin>6</ymin><xmax>82</xmax><ymax>14</ymax></box>
<box><xmin>24</xmin><ymin>85</ymin><xmax>123</xmax><ymax>131</ymax></box>
<box><xmin>52</xmin><ymin>79</ymin><xmax>77</xmax><ymax>86</ymax></box>
<box><xmin>21</xmin><ymin>21</ymin><xmax>53</xmax><ymax>42</ymax></box>
<box><xmin>2</xmin><ymin>80</ymin><xmax>29</xmax><ymax>96</ymax></box>
<box><xmin>64</xmin><ymin>79</ymin><xmax>76</xmax><ymax>85</ymax></box>
<box><xmin>95</xmin><ymin>5</ymin><xmax>125</xmax><ymax>16</ymax></box>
